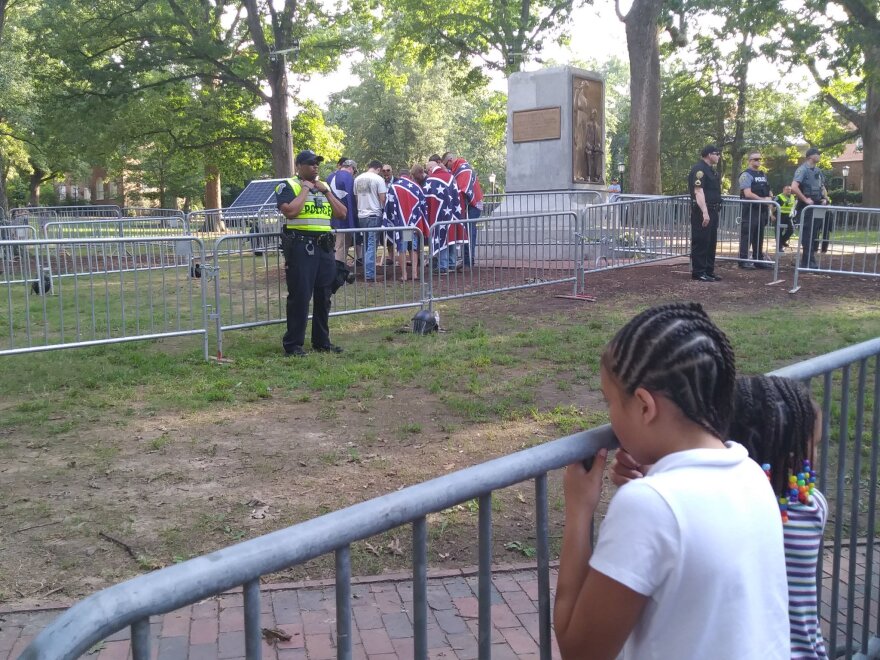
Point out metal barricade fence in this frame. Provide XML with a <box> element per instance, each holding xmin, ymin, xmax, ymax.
<box><xmin>210</xmin><ymin>226</ymin><xmax>426</xmax><ymax>358</ymax></box>
<box><xmin>43</xmin><ymin>217</ymin><xmax>190</xmax><ymax>240</ymax></box>
<box><xmin>770</xmin><ymin>338</ymin><xmax>880</xmax><ymax>659</ymax></box>
<box><xmin>482</xmin><ymin>190</ymin><xmax>602</xmax><ymax>217</ymax></box>
<box><xmin>791</xmin><ymin>205</ymin><xmax>880</xmax><ymax>293</ymax></box>
<box><xmin>20</xmin><ymin>337</ymin><xmax>880</xmax><ymax>660</ymax></box>
<box><xmin>0</xmin><ymin>224</ymin><xmax>37</xmax><ymax>280</ymax></box>
<box><xmin>122</xmin><ymin>207</ymin><xmax>186</xmax><ymax>220</ymax></box>
<box><xmin>0</xmin><ymin>237</ymin><xmax>209</xmax><ymax>359</ymax></box>
<box><xmin>428</xmin><ymin>212</ymin><xmax>582</xmax><ymax>302</ymax></box>
<box><xmin>10</xmin><ymin>207</ymin><xmax>59</xmax><ymax>232</ymax></box>
<box><xmin>187</xmin><ymin>206</ymin><xmax>269</xmax><ymax>236</ymax></box>
<box><xmin>580</xmin><ymin>196</ymin><xmax>691</xmax><ymax>273</ymax></box>
<box><xmin>716</xmin><ymin>198</ymin><xmax>783</xmax><ymax>279</ymax></box>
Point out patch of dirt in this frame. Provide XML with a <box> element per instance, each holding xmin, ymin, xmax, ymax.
<box><xmin>1</xmin><ymin>260</ymin><xmax>877</xmax><ymax>609</ymax></box>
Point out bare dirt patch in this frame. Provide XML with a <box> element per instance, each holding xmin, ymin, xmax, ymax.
<box><xmin>1</xmin><ymin>260</ymin><xmax>877</xmax><ymax>609</ymax></box>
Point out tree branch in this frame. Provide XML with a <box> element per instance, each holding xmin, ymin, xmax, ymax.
<box><xmin>806</xmin><ymin>59</ymin><xmax>864</xmax><ymax>128</ymax></box>
<box><xmin>615</xmin><ymin>0</ymin><xmax>628</xmax><ymax>23</ymax></box>
<box><xmin>835</xmin><ymin>0</ymin><xmax>880</xmax><ymax>32</ymax></box>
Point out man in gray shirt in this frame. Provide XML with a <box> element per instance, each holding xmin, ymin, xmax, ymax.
<box><xmin>354</xmin><ymin>160</ymin><xmax>388</xmax><ymax>281</ymax></box>
<box><xmin>791</xmin><ymin>148</ymin><xmax>829</xmax><ymax>269</ymax></box>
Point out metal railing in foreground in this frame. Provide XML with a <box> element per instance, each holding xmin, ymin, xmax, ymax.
<box><xmin>20</xmin><ymin>425</ymin><xmax>619</xmax><ymax>660</ymax></box>
<box><xmin>790</xmin><ymin>204</ymin><xmax>880</xmax><ymax>293</ymax></box>
<box><xmin>0</xmin><ymin>237</ymin><xmax>209</xmax><ymax>359</ymax></box>
<box><xmin>21</xmin><ymin>337</ymin><xmax>880</xmax><ymax>660</ymax></box>
<box><xmin>771</xmin><ymin>338</ymin><xmax>880</xmax><ymax>659</ymax></box>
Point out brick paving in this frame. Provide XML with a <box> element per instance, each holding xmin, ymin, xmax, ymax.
<box><xmin>0</xmin><ymin>567</ymin><xmax>562</xmax><ymax>660</ymax></box>
<box><xmin>2</xmin><ymin>547</ymin><xmax>877</xmax><ymax>660</ymax></box>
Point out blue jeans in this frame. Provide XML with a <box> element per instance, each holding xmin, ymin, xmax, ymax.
<box><xmin>360</xmin><ymin>214</ymin><xmax>381</xmax><ymax>279</ymax></box>
<box><xmin>463</xmin><ymin>206</ymin><xmax>480</xmax><ymax>266</ymax></box>
<box><xmin>438</xmin><ymin>245</ymin><xmax>455</xmax><ymax>271</ymax></box>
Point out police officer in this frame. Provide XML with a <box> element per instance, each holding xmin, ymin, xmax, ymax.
<box><xmin>274</xmin><ymin>150</ymin><xmax>348</xmax><ymax>357</ymax></box>
<box><xmin>774</xmin><ymin>185</ymin><xmax>797</xmax><ymax>251</ymax></box>
<box><xmin>688</xmin><ymin>144</ymin><xmax>723</xmax><ymax>282</ymax></box>
<box><xmin>737</xmin><ymin>152</ymin><xmax>774</xmax><ymax>270</ymax></box>
<box><xmin>791</xmin><ymin>147</ymin><xmax>829</xmax><ymax>269</ymax></box>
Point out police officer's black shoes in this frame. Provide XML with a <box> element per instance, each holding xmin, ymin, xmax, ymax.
<box><xmin>285</xmin><ymin>346</ymin><xmax>307</xmax><ymax>358</ymax></box>
<box><xmin>313</xmin><ymin>344</ymin><xmax>343</xmax><ymax>354</ymax></box>
<box><xmin>691</xmin><ymin>274</ymin><xmax>715</xmax><ymax>282</ymax></box>
<box><xmin>738</xmin><ymin>262</ymin><xmax>756</xmax><ymax>270</ymax></box>
<box><xmin>708</xmin><ymin>273</ymin><xmax>722</xmax><ymax>281</ymax></box>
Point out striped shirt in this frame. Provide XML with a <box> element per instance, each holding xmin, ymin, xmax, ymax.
<box><xmin>786</xmin><ymin>489</ymin><xmax>828</xmax><ymax>659</ymax></box>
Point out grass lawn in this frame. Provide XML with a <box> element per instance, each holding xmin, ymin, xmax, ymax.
<box><xmin>0</xmin><ymin>261</ymin><xmax>878</xmax><ymax>607</ymax></box>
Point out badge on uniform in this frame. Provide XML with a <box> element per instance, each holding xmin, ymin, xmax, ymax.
<box><xmin>695</xmin><ymin>170</ymin><xmax>704</xmax><ymax>187</ymax></box>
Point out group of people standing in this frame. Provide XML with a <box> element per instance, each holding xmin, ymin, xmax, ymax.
<box><xmin>273</xmin><ymin>148</ymin><xmax>483</xmax><ymax>357</ymax></box>
<box><xmin>688</xmin><ymin>144</ymin><xmax>830</xmax><ymax>282</ymax></box>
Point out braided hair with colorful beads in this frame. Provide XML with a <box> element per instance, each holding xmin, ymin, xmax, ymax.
<box><xmin>600</xmin><ymin>302</ymin><xmax>737</xmax><ymax>440</ymax></box>
<box><xmin>729</xmin><ymin>375</ymin><xmax>819</xmax><ymax>521</ymax></box>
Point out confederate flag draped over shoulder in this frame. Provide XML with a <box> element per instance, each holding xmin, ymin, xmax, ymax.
<box><xmin>384</xmin><ymin>176</ymin><xmax>430</xmax><ymax>239</ymax></box>
<box><xmin>450</xmin><ymin>158</ymin><xmax>483</xmax><ymax>211</ymax></box>
<box><xmin>423</xmin><ymin>168</ymin><xmax>468</xmax><ymax>255</ymax></box>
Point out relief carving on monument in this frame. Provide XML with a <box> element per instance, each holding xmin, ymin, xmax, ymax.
<box><xmin>573</xmin><ymin>77</ymin><xmax>604</xmax><ymax>184</ymax></box>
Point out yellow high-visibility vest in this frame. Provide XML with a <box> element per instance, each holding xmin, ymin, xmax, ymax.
<box><xmin>275</xmin><ymin>178</ymin><xmax>332</xmax><ymax>232</ymax></box>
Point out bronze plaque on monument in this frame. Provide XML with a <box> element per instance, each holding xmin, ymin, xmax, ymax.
<box><xmin>512</xmin><ymin>107</ymin><xmax>562</xmax><ymax>143</ymax></box>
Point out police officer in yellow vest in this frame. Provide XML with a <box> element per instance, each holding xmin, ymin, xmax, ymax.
<box><xmin>275</xmin><ymin>150</ymin><xmax>348</xmax><ymax>357</ymax></box>
<box><xmin>774</xmin><ymin>185</ymin><xmax>797</xmax><ymax>251</ymax></box>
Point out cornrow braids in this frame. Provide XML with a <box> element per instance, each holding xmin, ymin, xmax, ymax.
<box><xmin>601</xmin><ymin>302</ymin><xmax>736</xmax><ymax>438</ymax></box>
<box><xmin>730</xmin><ymin>375</ymin><xmax>817</xmax><ymax>497</ymax></box>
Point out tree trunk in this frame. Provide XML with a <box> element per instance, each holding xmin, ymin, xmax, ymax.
<box><xmin>29</xmin><ymin>167</ymin><xmax>44</xmax><ymax>206</ymax></box>
<box><xmin>727</xmin><ymin>50</ymin><xmax>751</xmax><ymax>194</ymax></box>
<box><xmin>204</xmin><ymin>165</ymin><xmax>224</xmax><ymax>232</ymax></box>
<box><xmin>624</xmin><ymin>0</ymin><xmax>663</xmax><ymax>194</ymax></box>
<box><xmin>862</xmin><ymin>68</ymin><xmax>879</xmax><ymax>208</ymax></box>
<box><xmin>0</xmin><ymin>152</ymin><xmax>8</xmax><ymax>215</ymax></box>
<box><xmin>268</xmin><ymin>62</ymin><xmax>294</xmax><ymax>178</ymax></box>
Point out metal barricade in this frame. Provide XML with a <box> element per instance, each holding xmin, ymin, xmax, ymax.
<box><xmin>188</xmin><ymin>206</ymin><xmax>267</xmax><ymax>236</ymax></box>
<box><xmin>0</xmin><ymin>237</ymin><xmax>209</xmax><ymax>358</ymax></box>
<box><xmin>20</xmin><ymin>337</ymin><xmax>880</xmax><ymax>660</ymax></box>
<box><xmin>791</xmin><ymin>205</ymin><xmax>880</xmax><ymax>293</ymax></box>
<box><xmin>122</xmin><ymin>207</ymin><xmax>186</xmax><ymax>220</ymax></box>
<box><xmin>581</xmin><ymin>197</ymin><xmax>691</xmax><ymax>273</ymax></box>
<box><xmin>43</xmin><ymin>217</ymin><xmax>190</xmax><ymax>240</ymax></box>
<box><xmin>482</xmin><ymin>190</ymin><xmax>602</xmax><ymax>217</ymax></box>
<box><xmin>210</xmin><ymin>226</ymin><xmax>425</xmax><ymax>358</ymax></box>
<box><xmin>428</xmin><ymin>212</ymin><xmax>582</xmax><ymax>302</ymax></box>
<box><xmin>0</xmin><ymin>224</ymin><xmax>37</xmax><ymax>280</ymax></box>
<box><xmin>717</xmin><ymin>198</ymin><xmax>783</xmax><ymax>280</ymax></box>
<box><xmin>9</xmin><ymin>207</ymin><xmax>58</xmax><ymax>232</ymax></box>
<box><xmin>770</xmin><ymin>338</ymin><xmax>880</xmax><ymax>659</ymax></box>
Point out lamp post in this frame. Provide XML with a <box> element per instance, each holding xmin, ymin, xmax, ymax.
<box><xmin>489</xmin><ymin>172</ymin><xmax>497</xmax><ymax>196</ymax></box>
<box><xmin>617</xmin><ymin>163</ymin><xmax>625</xmax><ymax>193</ymax></box>
<box><xmin>841</xmin><ymin>165</ymin><xmax>850</xmax><ymax>207</ymax></box>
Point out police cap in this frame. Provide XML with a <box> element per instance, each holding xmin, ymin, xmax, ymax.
<box><xmin>295</xmin><ymin>150</ymin><xmax>324</xmax><ymax>166</ymax></box>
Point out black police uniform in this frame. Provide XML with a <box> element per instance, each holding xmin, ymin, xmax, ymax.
<box><xmin>738</xmin><ymin>167</ymin><xmax>771</xmax><ymax>264</ymax></box>
<box><xmin>275</xmin><ymin>177</ymin><xmax>337</xmax><ymax>355</ymax></box>
<box><xmin>688</xmin><ymin>160</ymin><xmax>722</xmax><ymax>279</ymax></box>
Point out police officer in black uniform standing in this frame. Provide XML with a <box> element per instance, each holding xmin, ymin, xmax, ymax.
<box><xmin>688</xmin><ymin>144</ymin><xmax>723</xmax><ymax>282</ymax></box>
<box><xmin>737</xmin><ymin>151</ymin><xmax>774</xmax><ymax>270</ymax></box>
<box><xmin>791</xmin><ymin>147</ymin><xmax>830</xmax><ymax>269</ymax></box>
<box><xmin>274</xmin><ymin>150</ymin><xmax>348</xmax><ymax>357</ymax></box>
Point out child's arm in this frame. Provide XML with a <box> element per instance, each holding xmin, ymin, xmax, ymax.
<box><xmin>554</xmin><ymin>451</ymin><xmax>649</xmax><ymax>659</ymax></box>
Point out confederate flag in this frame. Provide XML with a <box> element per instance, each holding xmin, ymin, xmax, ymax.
<box><xmin>449</xmin><ymin>157</ymin><xmax>483</xmax><ymax>212</ymax></box>
<box><xmin>384</xmin><ymin>175</ymin><xmax>430</xmax><ymax>240</ymax></box>
<box><xmin>423</xmin><ymin>168</ymin><xmax>468</xmax><ymax>255</ymax></box>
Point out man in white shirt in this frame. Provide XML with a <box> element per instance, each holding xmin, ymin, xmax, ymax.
<box><xmin>354</xmin><ymin>160</ymin><xmax>388</xmax><ymax>281</ymax></box>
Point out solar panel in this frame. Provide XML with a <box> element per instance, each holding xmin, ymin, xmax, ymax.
<box><xmin>229</xmin><ymin>178</ymin><xmax>287</xmax><ymax>210</ymax></box>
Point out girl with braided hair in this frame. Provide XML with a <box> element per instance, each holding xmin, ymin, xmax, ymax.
<box><xmin>731</xmin><ymin>375</ymin><xmax>828</xmax><ymax>659</ymax></box>
<box><xmin>555</xmin><ymin>303</ymin><xmax>789</xmax><ymax>659</ymax></box>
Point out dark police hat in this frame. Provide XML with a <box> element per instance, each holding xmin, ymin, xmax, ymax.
<box><xmin>805</xmin><ymin>147</ymin><xmax>821</xmax><ymax>158</ymax></box>
<box><xmin>295</xmin><ymin>150</ymin><xmax>324</xmax><ymax>166</ymax></box>
<box><xmin>701</xmin><ymin>144</ymin><xmax>721</xmax><ymax>157</ymax></box>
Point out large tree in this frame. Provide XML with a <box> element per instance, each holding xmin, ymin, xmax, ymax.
<box><xmin>778</xmin><ymin>0</ymin><xmax>880</xmax><ymax>206</ymax></box>
<box><xmin>385</xmin><ymin>0</ymin><xmax>592</xmax><ymax>83</ymax></box>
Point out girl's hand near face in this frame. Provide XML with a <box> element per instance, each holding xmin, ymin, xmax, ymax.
<box><xmin>563</xmin><ymin>449</ymin><xmax>608</xmax><ymax>519</ymax></box>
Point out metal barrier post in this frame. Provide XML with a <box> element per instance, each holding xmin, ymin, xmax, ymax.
<box><xmin>535</xmin><ymin>474</ymin><xmax>552</xmax><ymax>660</ymax></box>
<box><xmin>131</xmin><ymin>618</ymin><xmax>151</xmax><ymax>660</ymax></box>
<box><xmin>243</xmin><ymin>579</ymin><xmax>262</xmax><ymax>659</ymax></box>
<box><xmin>478</xmin><ymin>493</ymin><xmax>493</xmax><ymax>660</ymax></box>
<box><xmin>413</xmin><ymin>518</ymin><xmax>428</xmax><ymax>659</ymax></box>
<box><xmin>335</xmin><ymin>546</ymin><xmax>353</xmax><ymax>660</ymax></box>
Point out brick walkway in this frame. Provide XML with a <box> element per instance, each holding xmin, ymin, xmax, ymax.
<box><xmin>3</xmin><ymin>544</ymin><xmax>877</xmax><ymax>660</ymax></box>
<box><xmin>0</xmin><ymin>568</ymin><xmax>563</xmax><ymax>660</ymax></box>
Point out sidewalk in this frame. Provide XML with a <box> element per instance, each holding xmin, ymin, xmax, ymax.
<box><xmin>0</xmin><ymin>567</ymin><xmax>562</xmax><ymax>660</ymax></box>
